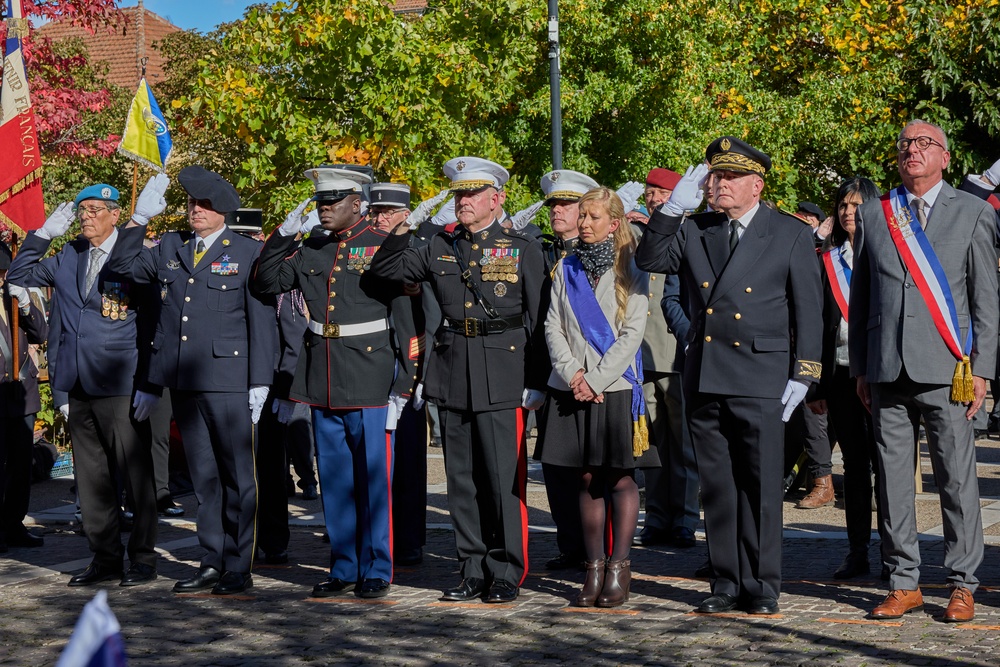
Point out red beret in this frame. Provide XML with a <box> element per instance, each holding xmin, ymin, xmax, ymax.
<box><xmin>646</xmin><ymin>168</ymin><xmax>681</xmax><ymax>190</ymax></box>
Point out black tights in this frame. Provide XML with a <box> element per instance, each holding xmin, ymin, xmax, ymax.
<box><xmin>580</xmin><ymin>467</ymin><xmax>639</xmax><ymax>562</ymax></box>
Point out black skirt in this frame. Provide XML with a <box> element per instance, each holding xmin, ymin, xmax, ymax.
<box><xmin>539</xmin><ymin>389</ymin><xmax>660</xmax><ymax>469</ymax></box>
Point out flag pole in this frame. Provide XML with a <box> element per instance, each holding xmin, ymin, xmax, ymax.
<box><xmin>10</xmin><ymin>233</ymin><xmax>20</xmax><ymax>381</ymax></box>
<box><xmin>129</xmin><ymin>57</ymin><xmax>148</xmax><ymax>217</ymax></box>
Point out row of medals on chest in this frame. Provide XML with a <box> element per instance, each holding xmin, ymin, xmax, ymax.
<box><xmin>102</xmin><ymin>284</ymin><xmax>129</xmax><ymax>320</ymax></box>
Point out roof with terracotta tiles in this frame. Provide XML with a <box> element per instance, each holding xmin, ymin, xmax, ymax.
<box><xmin>36</xmin><ymin>7</ymin><xmax>181</xmax><ymax>90</ymax></box>
<box><xmin>391</xmin><ymin>0</ymin><xmax>429</xmax><ymax>12</ymax></box>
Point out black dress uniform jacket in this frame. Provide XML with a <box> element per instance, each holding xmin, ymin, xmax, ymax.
<box><xmin>0</xmin><ymin>296</ymin><xmax>46</xmax><ymax>416</ymax></box>
<box><xmin>252</xmin><ymin>218</ymin><xmax>422</xmax><ymax>408</ymax></box>
<box><xmin>371</xmin><ymin>221</ymin><xmax>547</xmax><ymax>412</ymax></box>
<box><xmin>107</xmin><ymin>224</ymin><xmax>277</xmax><ymax>392</ymax></box>
<box><xmin>635</xmin><ymin>207</ymin><xmax>823</xmax><ymax>397</ymax></box>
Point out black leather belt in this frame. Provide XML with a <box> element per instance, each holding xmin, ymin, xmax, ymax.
<box><xmin>443</xmin><ymin>316</ymin><xmax>523</xmax><ymax>337</ymax></box>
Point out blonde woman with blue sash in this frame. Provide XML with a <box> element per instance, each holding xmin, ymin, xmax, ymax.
<box><xmin>541</xmin><ymin>186</ymin><xmax>655</xmax><ymax>607</ymax></box>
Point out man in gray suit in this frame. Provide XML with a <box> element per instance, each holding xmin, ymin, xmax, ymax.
<box><xmin>850</xmin><ymin>120</ymin><xmax>999</xmax><ymax>622</ymax></box>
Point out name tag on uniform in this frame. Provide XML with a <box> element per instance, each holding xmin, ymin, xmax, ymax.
<box><xmin>211</xmin><ymin>262</ymin><xmax>239</xmax><ymax>275</ymax></box>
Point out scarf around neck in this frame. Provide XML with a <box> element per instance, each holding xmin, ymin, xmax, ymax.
<box><xmin>575</xmin><ymin>237</ymin><xmax>615</xmax><ymax>289</ymax></box>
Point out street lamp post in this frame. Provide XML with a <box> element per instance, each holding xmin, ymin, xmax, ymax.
<box><xmin>548</xmin><ymin>0</ymin><xmax>562</xmax><ymax>170</ymax></box>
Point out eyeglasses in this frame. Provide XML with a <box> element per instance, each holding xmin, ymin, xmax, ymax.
<box><xmin>76</xmin><ymin>205</ymin><xmax>110</xmax><ymax>218</ymax></box>
<box><xmin>371</xmin><ymin>208</ymin><xmax>404</xmax><ymax>219</ymax></box>
<box><xmin>895</xmin><ymin>136</ymin><xmax>944</xmax><ymax>152</ymax></box>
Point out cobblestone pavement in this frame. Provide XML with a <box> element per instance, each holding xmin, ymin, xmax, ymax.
<box><xmin>4</xmin><ymin>438</ymin><xmax>1000</xmax><ymax>665</ymax></box>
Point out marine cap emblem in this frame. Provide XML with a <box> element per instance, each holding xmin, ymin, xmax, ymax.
<box><xmin>456</xmin><ymin>160</ymin><xmax>466</xmax><ymax>171</ymax></box>
<box><xmin>550</xmin><ymin>172</ymin><xmax>560</xmax><ymax>182</ymax></box>
<box><xmin>720</xmin><ymin>138</ymin><xmax>731</xmax><ymax>151</ymax></box>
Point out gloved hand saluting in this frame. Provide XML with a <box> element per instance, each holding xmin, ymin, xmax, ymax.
<box><xmin>279</xmin><ymin>198</ymin><xmax>314</xmax><ymax>237</ymax></box>
<box><xmin>663</xmin><ymin>164</ymin><xmax>709</xmax><ymax>216</ymax></box>
<box><xmin>131</xmin><ymin>173</ymin><xmax>170</xmax><ymax>225</ymax></box>
<box><xmin>36</xmin><ymin>203</ymin><xmax>75</xmax><ymax>240</ymax></box>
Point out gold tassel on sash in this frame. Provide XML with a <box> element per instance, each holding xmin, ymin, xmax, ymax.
<box><xmin>632</xmin><ymin>414</ymin><xmax>649</xmax><ymax>458</ymax></box>
<box><xmin>950</xmin><ymin>355</ymin><xmax>975</xmax><ymax>403</ymax></box>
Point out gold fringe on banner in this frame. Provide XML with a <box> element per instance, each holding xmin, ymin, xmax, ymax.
<box><xmin>632</xmin><ymin>414</ymin><xmax>649</xmax><ymax>458</ymax></box>
<box><xmin>0</xmin><ymin>167</ymin><xmax>44</xmax><ymax>205</ymax></box>
<box><xmin>950</xmin><ymin>355</ymin><xmax>975</xmax><ymax>403</ymax></box>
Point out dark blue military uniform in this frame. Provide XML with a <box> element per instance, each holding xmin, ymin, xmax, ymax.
<box><xmin>107</xmin><ymin>223</ymin><xmax>277</xmax><ymax>576</ymax></box>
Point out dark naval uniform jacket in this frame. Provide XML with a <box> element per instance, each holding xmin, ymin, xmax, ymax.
<box><xmin>9</xmin><ymin>232</ymin><xmax>154</xmax><ymax>397</ymax></box>
<box><xmin>371</xmin><ymin>220</ymin><xmax>547</xmax><ymax>412</ymax></box>
<box><xmin>252</xmin><ymin>218</ymin><xmax>423</xmax><ymax>409</ymax></box>
<box><xmin>106</xmin><ymin>224</ymin><xmax>277</xmax><ymax>392</ymax></box>
<box><xmin>635</xmin><ymin>206</ymin><xmax>823</xmax><ymax>397</ymax></box>
<box><xmin>0</xmin><ymin>294</ymin><xmax>47</xmax><ymax>417</ymax></box>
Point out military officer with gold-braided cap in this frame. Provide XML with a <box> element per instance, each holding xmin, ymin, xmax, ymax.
<box><xmin>371</xmin><ymin>156</ymin><xmax>548</xmax><ymax>603</ymax></box>
<box><xmin>635</xmin><ymin>137</ymin><xmax>823</xmax><ymax>615</ymax></box>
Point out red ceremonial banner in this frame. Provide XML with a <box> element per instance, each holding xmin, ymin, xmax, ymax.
<box><xmin>0</xmin><ymin>106</ymin><xmax>44</xmax><ymax>232</ymax></box>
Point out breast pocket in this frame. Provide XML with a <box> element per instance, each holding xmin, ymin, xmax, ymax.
<box><xmin>430</xmin><ymin>259</ymin><xmax>462</xmax><ymax>305</ymax></box>
<box><xmin>206</xmin><ymin>274</ymin><xmax>243</xmax><ymax>312</ymax></box>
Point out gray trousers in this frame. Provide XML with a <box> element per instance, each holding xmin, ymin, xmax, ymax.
<box><xmin>872</xmin><ymin>372</ymin><xmax>983</xmax><ymax>592</ymax></box>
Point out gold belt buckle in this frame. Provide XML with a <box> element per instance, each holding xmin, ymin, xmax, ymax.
<box><xmin>463</xmin><ymin>318</ymin><xmax>478</xmax><ymax>337</ymax></box>
<box><xmin>323</xmin><ymin>323</ymin><xmax>341</xmax><ymax>338</ymax></box>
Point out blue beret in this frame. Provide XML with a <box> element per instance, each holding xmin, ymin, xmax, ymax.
<box><xmin>74</xmin><ymin>184</ymin><xmax>119</xmax><ymax>207</ymax></box>
<box><xmin>178</xmin><ymin>165</ymin><xmax>241</xmax><ymax>213</ymax></box>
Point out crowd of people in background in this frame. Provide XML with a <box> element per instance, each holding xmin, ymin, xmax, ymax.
<box><xmin>0</xmin><ymin>118</ymin><xmax>999</xmax><ymax>622</ymax></box>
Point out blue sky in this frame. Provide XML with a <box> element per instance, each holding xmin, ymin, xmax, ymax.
<box><xmin>119</xmin><ymin>0</ymin><xmax>260</xmax><ymax>33</ymax></box>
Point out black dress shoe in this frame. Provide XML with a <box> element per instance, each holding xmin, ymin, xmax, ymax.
<box><xmin>545</xmin><ymin>553</ymin><xmax>583</xmax><ymax>570</ymax></box>
<box><xmin>359</xmin><ymin>578</ymin><xmax>391</xmax><ymax>598</ymax></box>
<box><xmin>157</xmin><ymin>499</ymin><xmax>184</xmax><ymax>517</ymax></box>
<box><xmin>312</xmin><ymin>578</ymin><xmax>357</xmax><ymax>597</ymax></box>
<box><xmin>694</xmin><ymin>559</ymin><xmax>714</xmax><ymax>578</ymax></box>
<box><xmin>301</xmin><ymin>484</ymin><xmax>319</xmax><ymax>500</ymax></box>
<box><xmin>671</xmin><ymin>527</ymin><xmax>697</xmax><ymax>549</ymax></box>
<box><xmin>833</xmin><ymin>552</ymin><xmax>870</xmax><ymax>580</ymax></box>
<box><xmin>6</xmin><ymin>527</ymin><xmax>43</xmax><ymax>548</ymax></box>
<box><xmin>69</xmin><ymin>562</ymin><xmax>124</xmax><ymax>587</ymax></box>
<box><xmin>173</xmin><ymin>566</ymin><xmax>222</xmax><ymax>593</ymax></box>
<box><xmin>747</xmin><ymin>596</ymin><xmax>779</xmax><ymax>615</ymax></box>
<box><xmin>697</xmin><ymin>593</ymin><xmax>739</xmax><ymax>613</ymax></box>
<box><xmin>212</xmin><ymin>571</ymin><xmax>252</xmax><ymax>595</ymax></box>
<box><xmin>263</xmin><ymin>551</ymin><xmax>289</xmax><ymax>565</ymax></box>
<box><xmin>440</xmin><ymin>577</ymin><xmax>485</xmax><ymax>601</ymax></box>
<box><xmin>120</xmin><ymin>563</ymin><xmax>157</xmax><ymax>587</ymax></box>
<box><xmin>394</xmin><ymin>548</ymin><xmax>423</xmax><ymax>566</ymax></box>
<box><xmin>485</xmin><ymin>580</ymin><xmax>518</xmax><ymax>604</ymax></box>
<box><xmin>632</xmin><ymin>526</ymin><xmax>670</xmax><ymax>547</ymax></box>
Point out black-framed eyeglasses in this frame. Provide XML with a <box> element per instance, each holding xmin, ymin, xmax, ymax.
<box><xmin>896</xmin><ymin>136</ymin><xmax>944</xmax><ymax>152</ymax></box>
<box><xmin>371</xmin><ymin>208</ymin><xmax>404</xmax><ymax>219</ymax></box>
<box><xmin>76</xmin><ymin>205</ymin><xmax>110</xmax><ymax>218</ymax></box>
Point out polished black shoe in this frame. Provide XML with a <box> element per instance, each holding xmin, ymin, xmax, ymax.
<box><xmin>263</xmin><ymin>551</ymin><xmax>289</xmax><ymax>565</ymax></box>
<box><xmin>632</xmin><ymin>526</ymin><xmax>671</xmax><ymax>547</ymax></box>
<box><xmin>545</xmin><ymin>553</ymin><xmax>583</xmax><ymax>570</ymax></box>
<box><xmin>694</xmin><ymin>559</ymin><xmax>714</xmax><ymax>578</ymax></box>
<box><xmin>120</xmin><ymin>563</ymin><xmax>157</xmax><ymax>587</ymax></box>
<box><xmin>172</xmin><ymin>566</ymin><xmax>222</xmax><ymax>593</ymax></box>
<box><xmin>6</xmin><ymin>527</ymin><xmax>43</xmax><ymax>548</ymax></box>
<box><xmin>833</xmin><ymin>552</ymin><xmax>870</xmax><ymax>580</ymax></box>
<box><xmin>974</xmin><ymin>428</ymin><xmax>989</xmax><ymax>439</ymax></box>
<box><xmin>747</xmin><ymin>596</ymin><xmax>779</xmax><ymax>615</ymax></box>
<box><xmin>671</xmin><ymin>527</ymin><xmax>697</xmax><ymax>549</ymax></box>
<box><xmin>697</xmin><ymin>593</ymin><xmax>739</xmax><ymax>613</ymax></box>
<box><xmin>301</xmin><ymin>484</ymin><xmax>319</xmax><ymax>500</ymax></box>
<box><xmin>69</xmin><ymin>562</ymin><xmax>124</xmax><ymax>587</ymax></box>
<box><xmin>212</xmin><ymin>571</ymin><xmax>252</xmax><ymax>595</ymax></box>
<box><xmin>312</xmin><ymin>578</ymin><xmax>357</xmax><ymax>598</ymax></box>
<box><xmin>440</xmin><ymin>577</ymin><xmax>485</xmax><ymax>601</ymax></box>
<box><xmin>157</xmin><ymin>499</ymin><xmax>185</xmax><ymax>517</ymax></box>
<box><xmin>485</xmin><ymin>580</ymin><xmax>519</xmax><ymax>604</ymax></box>
<box><xmin>359</xmin><ymin>578</ymin><xmax>391</xmax><ymax>598</ymax></box>
<box><xmin>394</xmin><ymin>548</ymin><xmax>423</xmax><ymax>566</ymax></box>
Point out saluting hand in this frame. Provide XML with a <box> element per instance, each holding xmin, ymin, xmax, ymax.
<box><xmin>36</xmin><ymin>202</ymin><xmax>74</xmax><ymax>240</ymax></box>
<box><xmin>279</xmin><ymin>198</ymin><xmax>313</xmax><ymax>237</ymax></box>
<box><xmin>663</xmin><ymin>164</ymin><xmax>709</xmax><ymax>216</ymax></box>
<box><xmin>132</xmin><ymin>172</ymin><xmax>170</xmax><ymax>225</ymax></box>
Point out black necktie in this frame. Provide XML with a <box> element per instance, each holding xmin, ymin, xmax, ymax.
<box><xmin>729</xmin><ymin>220</ymin><xmax>740</xmax><ymax>255</ymax></box>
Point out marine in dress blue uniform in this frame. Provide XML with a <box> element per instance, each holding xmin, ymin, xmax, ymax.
<box><xmin>370</xmin><ymin>157</ymin><xmax>548</xmax><ymax>603</ymax></box>
<box><xmin>106</xmin><ymin>167</ymin><xmax>278</xmax><ymax>595</ymax></box>
<box><xmin>253</xmin><ymin>167</ymin><xmax>423</xmax><ymax>599</ymax></box>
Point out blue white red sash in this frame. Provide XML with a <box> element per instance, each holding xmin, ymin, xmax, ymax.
<box><xmin>822</xmin><ymin>244</ymin><xmax>851</xmax><ymax>322</ymax></box>
<box><xmin>562</xmin><ymin>256</ymin><xmax>648</xmax><ymax>455</ymax></box>
<box><xmin>880</xmin><ymin>187</ymin><xmax>974</xmax><ymax>400</ymax></box>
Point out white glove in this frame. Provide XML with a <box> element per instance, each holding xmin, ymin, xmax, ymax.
<box><xmin>411</xmin><ymin>382</ymin><xmax>425</xmax><ymax>411</ymax></box>
<box><xmin>983</xmin><ymin>158</ymin><xmax>1000</xmax><ymax>188</ymax></box>
<box><xmin>272</xmin><ymin>398</ymin><xmax>296</xmax><ymax>424</ymax></box>
<box><xmin>301</xmin><ymin>209</ymin><xmax>321</xmax><ymax>235</ymax></box>
<box><xmin>510</xmin><ymin>201</ymin><xmax>544</xmax><ymax>230</ymax></box>
<box><xmin>780</xmin><ymin>379</ymin><xmax>809</xmax><ymax>422</ymax></box>
<box><xmin>663</xmin><ymin>164</ymin><xmax>709</xmax><ymax>216</ymax></box>
<box><xmin>615</xmin><ymin>181</ymin><xmax>645</xmax><ymax>215</ymax></box>
<box><xmin>249</xmin><ymin>385</ymin><xmax>269</xmax><ymax>424</ymax></box>
<box><xmin>279</xmin><ymin>198</ymin><xmax>313</xmax><ymax>237</ymax></box>
<box><xmin>59</xmin><ymin>404</ymin><xmax>70</xmax><ymax>420</ymax></box>
<box><xmin>7</xmin><ymin>284</ymin><xmax>31</xmax><ymax>314</ymax></box>
<box><xmin>385</xmin><ymin>392</ymin><xmax>408</xmax><ymax>431</ymax></box>
<box><xmin>430</xmin><ymin>197</ymin><xmax>457</xmax><ymax>227</ymax></box>
<box><xmin>131</xmin><ymin>173</ymin><xmax>170</xmax><ymax>225</ymax></box>
<box><xmin>132</xmin><ymin>390</ymin><xmax>160</xmax><ymax>422</ymax></box>
<box><xmin>407</xmin><ymin>189</ymin><xmax>450</xmax><ymax>230</ymax></box>
<box><xmin>522</xmin><ymin>388</ymin><xmax>546</xmax><ymax>411</ymax></box>
<box><xmin>36</xmin><ymin>202</ymin><xmax>74</xmax><ymax>240</ymax></box>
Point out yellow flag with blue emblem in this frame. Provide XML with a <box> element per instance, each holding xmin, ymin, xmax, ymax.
<box><xmin>117</xmin><ymin>78</ymin><xmax>172</xmax><ymax>172</ymax></box>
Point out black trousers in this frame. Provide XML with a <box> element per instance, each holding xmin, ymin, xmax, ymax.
<box><xmin>439</xmin><ymin>406</ymin><xmax>528</xmax><ymax>586</ymax></box>
<box><xmin>147</xmin><ymin>389</ymin><xmax>173</xmax><ymax>505</ymax></box>
<box><xmin>0</xmin><ymin>411</ymin><xmax>35</xmax><ymax>536</ymax></box>
<box><xmin>256</xmin><ymin>395</ymin><xmax>289</xmax><ymax>556</ymax></box>
<box><xmin>172</xmin><ymin>390</ymin><xmax>257</xmax><ymax>573</ymax></box>
<box><xmin>689</xmin><ymin>392</ymin><xmax>784</xmax><ymax>600</ymax></box>
<box><xmin>392</xmin><ymin>400</ymin><xmax>427</xmax><ymax>555</ymax></box>
<box><xmin>69</xmin><ymin>391</ymin><xmax>157</xmax><ymax>568</ymax></box>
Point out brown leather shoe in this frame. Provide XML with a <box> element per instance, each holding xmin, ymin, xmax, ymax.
<box><xmin>574</xmin><ymin>559</ymin><xmax>606</xmax><ymax>607</ymax></box>
<box><xmin>596</xmin><ymin>559</ymin><xmax>631</xmax><ymax>608</ymax></box>
<box><xmin>942</xmin><ymin>587</ymin><xmax>975</xmax><ymax>623</ymax></box>
<box><xmin>870</xmin><ymin>589</ymin><xmax>924</xmax><ymax>619</ymax></box>
<box><xmin>797</xmin><ymin>474</ymin><xmax>835</xmax><ymax>509</ymax></box>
